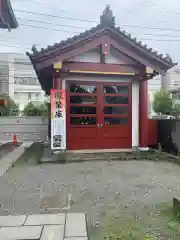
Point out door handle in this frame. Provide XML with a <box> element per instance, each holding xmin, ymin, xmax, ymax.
<box><xmin>97</xmin><ymin>124</ymin><xmax>100</xmax><ymax>128</ymax></box>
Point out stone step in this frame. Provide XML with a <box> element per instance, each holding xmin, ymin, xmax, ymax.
<box><xmin>41</xmin><ymin>150</ymin><xmax>176</xmax><ymax>163</ymax></box>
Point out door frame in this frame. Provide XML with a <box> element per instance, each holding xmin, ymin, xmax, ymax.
<box><xmin>66</xmin><ymin>80</ymin><xmax>132</xmax><ymax>150</ymax></box>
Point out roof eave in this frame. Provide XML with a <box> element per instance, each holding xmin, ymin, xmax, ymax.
<box><xmin>26</xmin><ymin>52</ymin><xmax>41</xmax><ymax>81</ymax></box>
<box><xmin>107</xmin><ymin>27</ymin><xmax>176</xmax><ymax>70</ymax></box>
<box><xmin>5</xmin><ymin>0</ymin><xmax>18</xmax><ymax>29</ymax></box>
<box><xmin>27</xmin><ymin>23</ymin><xmax>176</xmax><ymax>72</ymax></box>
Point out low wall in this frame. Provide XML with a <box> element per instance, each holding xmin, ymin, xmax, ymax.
<box><xmin>0</xmin><ymin>117</ymin><xmax>48</xmax><ymax>142</ymax></box>
<box><xmin>157</xmin><ymin>119</ymin><xmax>180</xmax><ymax>154</ymax></box>
<box><xmin>147</xmin><ymin>119</ymin><xmax>158</xmax><ymax>146</ymax></box>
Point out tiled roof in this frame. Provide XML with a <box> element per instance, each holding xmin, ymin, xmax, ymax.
<box><xmin>27</xmin><ymin>5</ymin><xmax>176</xmax><ymax>67</ymax></box>
<box><xmin>0</xmin><ymin>0</ymin><xmax>18</xmax><ymax>29</ymax></box>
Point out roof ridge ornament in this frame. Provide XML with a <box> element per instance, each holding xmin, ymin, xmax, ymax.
<box><xmin>100</xmin><ymin>5</ymin><xmax>115</xmax><ymax>27</ymax></box>
<box><xmin>165</xmin><ymin>53</ymin><xmax>172</xmax><ymax>63</ymax></box>
<box><xmin>31</xmin><ymin>44</ymin><xmax>38</xmax><ymax>54</ymax></box>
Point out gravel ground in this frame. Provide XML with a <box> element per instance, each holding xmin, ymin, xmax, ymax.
<box><xmin>0</xmin><ymin>160</ymin><xmax>180</xmax><ymax>233</ymax></box>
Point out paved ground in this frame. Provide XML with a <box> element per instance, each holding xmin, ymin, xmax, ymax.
<box><xmin>0</xmin><ymin>143</ymin><xmax>17</xmax><ymax>159</ymax></box>
<box><xmin>0</xmin><ymin>160</ymin><xmax>180</xmax><ymax>235</ymax></box>
<box><xmin>0</xmin><ymin>213</ymin><xmax>87</xmax><ymax>239</ymax></box>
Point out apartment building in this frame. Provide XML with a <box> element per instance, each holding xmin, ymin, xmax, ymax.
<box><xmin>0</xmin><ymin>53</ymin><xmax>45</xmax><ymax>111</ymax></box>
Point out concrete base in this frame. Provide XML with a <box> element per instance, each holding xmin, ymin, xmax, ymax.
<box><xmin>41</xmin><ymin>150</ymin><xmax>161</xmax><ymax>163</ymax></box>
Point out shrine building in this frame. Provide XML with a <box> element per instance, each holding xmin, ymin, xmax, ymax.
<box><xmin>27</xmin><ymin>6</ymin><xmax>176</xmax><ymax>151</ymax></box>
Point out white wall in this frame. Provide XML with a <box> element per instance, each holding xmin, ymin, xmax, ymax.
<box><xmin>106</xmin><ymin>47</ymin><xmax>137</xmax><ymax>65</ymax></box>
<box><xmin>68</xmin><ymin>47</ymin><xmax>138</xmax><ymax>65</ymax></box>
<box><xmin>132</xmin><ymin>81</ymin><xmax>139</xmax><ymax>147</ymax></box>
<box><xmin>0</xmin><ymin>117</ymin><xmax>48</xmax><ymax>142</ymax></box>
<box><xmin>68</xmin><ymin>49</ymin><xmax>100</xmax><ymax>63</ymax></box>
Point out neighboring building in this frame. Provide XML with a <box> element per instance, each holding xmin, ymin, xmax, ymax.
<box><xmin>0</xmin><ymin>0</ymin><xmax>18</xmax><ymax>30</ymax></box>
<box><xmin>0</xmin><ymin>53</ymin><xmax>45</xmax><ymax>111</ymax></box>
<box><xmin>148</xmin><ymin>74</ymin><xmax>162</xmax><ymax>116</ymax></box>
<box><xmin>28</xmin><ymin>5</ymin><xmax>175</xmax><ymax>150</ymax></box>
<box><xmin>148</xmin><ymin>65</ymin><xmax>180</xmax><ymax>115</ymax></box>
<box><xmin>165</xmin><ymin>65</ymin><xmax>180</xmax><ymax>90</ymax></box>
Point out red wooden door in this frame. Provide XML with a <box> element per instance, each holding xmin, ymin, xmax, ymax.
<box><xmin>67</xmin><ymin>81</ymin><xmax>132</xmax><ymax>150</ymax></box>
<box><xmin>98</xmin><ymin>82</ymin><xmax>132</xmax><ymax>149</ymax></box>
<box><xmin>67</xmin><ymin>81</ymin><xmax>101</xmax><ymax>150</ymax></box>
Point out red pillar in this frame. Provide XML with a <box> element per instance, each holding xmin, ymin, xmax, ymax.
<box><xmin>53</xmin><ymin>76</ymin><xmax>61</xmax><ymax>89</ymax></box>
<box><xmin>139</xmin><ymin>80</ymin><xmax>148</xmax><ymax>147</ymax></box>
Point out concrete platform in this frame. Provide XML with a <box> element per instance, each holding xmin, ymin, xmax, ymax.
<box><xmin>0</xmin><ymin>141</ymin><xmax>34</xmax><ymax>177</ymax></box>
<box><xmin>0</xmin><ymin>213</ymin><xmax>87</xmax><ymax>240</ymax></box>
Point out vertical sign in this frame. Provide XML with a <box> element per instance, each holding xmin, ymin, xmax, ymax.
<box><xmin>50</xmin><ymin>89</ymin><xmax>66</xmax><ymax>150</ymax></box>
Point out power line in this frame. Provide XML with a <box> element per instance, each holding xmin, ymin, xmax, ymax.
<box><xmin>4</xmin><ymin>21</ymin><xmax>180</xmax><ymax>44</ymax></box>
<box><xmin>19</xmin><ymin>22</ymin><xmax>80</xmax><ymax>34</ymax></box>
<box><xmin>30</xmin><ymin>0</ymin><xmax>180</xmax><ymax>27</ymax></box>
<box><xmin>16</xmin><ymin>17</ymin><xmax>180</xmax><ymax>38</ymax></box>
<box><xmin>14</xmin><ymin>8</ymin><xmax>180</xmax><ymax>33</ymax></box>
<box><xmin>15</xmin><ymin>9</ymin><xmax>97</xmax><ymax>23</ymax></box>
<box><xmin>0</xmin><ymin>43</ymin><xmax>29</xmax><ymax>50</ymax></box>
<box><xmin>1</xmin><ymin>12</ymin><xmax>180</xmax><ymax>52</ymax></box>
<box><xmin>17</xmin><ymin>17</ymin><xmax>88</xmax><ymax>30</ymax></box>
<box><xmin>0</xmin><ymin>35</ymin><xmax>47</xmax><ymax>46</ymax></box>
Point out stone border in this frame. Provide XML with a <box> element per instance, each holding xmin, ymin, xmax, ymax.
<box><xmin>0</xmin><ymin>213</ymin><xmax>87</xmax><ymax>240</ymax></box>
<box><xmin>41</xmin><ymin>150</ymin><xmax>174</xmax><ymax>164</ymax></box>
<box><xmin>152</xmin><ymin>149</ymin><xmax>180</xmax><ymax>164</ymax></box>
<box><xmin>0</xmin><ymin>141</ymin><xmax>34</xmax><ymax>177</ymax></box>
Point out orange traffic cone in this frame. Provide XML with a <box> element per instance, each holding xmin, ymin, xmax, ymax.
<box><xmin>13</xmin><ymin>134</ymin><xmax>17</xmax><ymax>145</ymax></box>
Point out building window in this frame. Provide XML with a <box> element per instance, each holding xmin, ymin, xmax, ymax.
<box><xmin>14</xmin><ymin>77</ymin><xmax>39</xmax><ymax>85</ymax></box>
<box><xmin>28</xmin><ymin>93</ymin><xmax>31</xmax><ymax>100</ymax></box>
<box><xmin>36</xmin><ymin>93</ymin><xmax>40</xmax><ymax>100</ymax></box>
<box><xmin>175</xmin><ymin>71</ymin><xmax>180</xmax><ymax>76</ymax></box>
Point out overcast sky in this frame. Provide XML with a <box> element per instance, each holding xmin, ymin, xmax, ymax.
<box><xmin>2</xmin><ymin>0</ymin><xmax>180</xmax><ymax>63</ymax></box>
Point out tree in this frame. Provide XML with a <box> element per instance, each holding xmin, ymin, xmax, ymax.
<box><xmin>22</xmin><ymin>101</ymin><xmax>48</xmax><ymax>116</ymax></box>
<box><xmin>152</xmin><ymin>90</ymin><xmax>173</xmax><ymax>115</ymax></box>
<box><xmin>0</xmin><ymin>94</ymin><xmax>19</xmax><ymax>116</ymax></box>
<box><xmin>39</xmin><ymin>100</ymin><xmax>48</xmax><ymax>116</ymax></box>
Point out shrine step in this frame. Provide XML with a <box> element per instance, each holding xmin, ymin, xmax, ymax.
<box><xmin>40</xmin><ymin>150</ymin><xmax>176</xmax><ymax>163</ymax></box>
